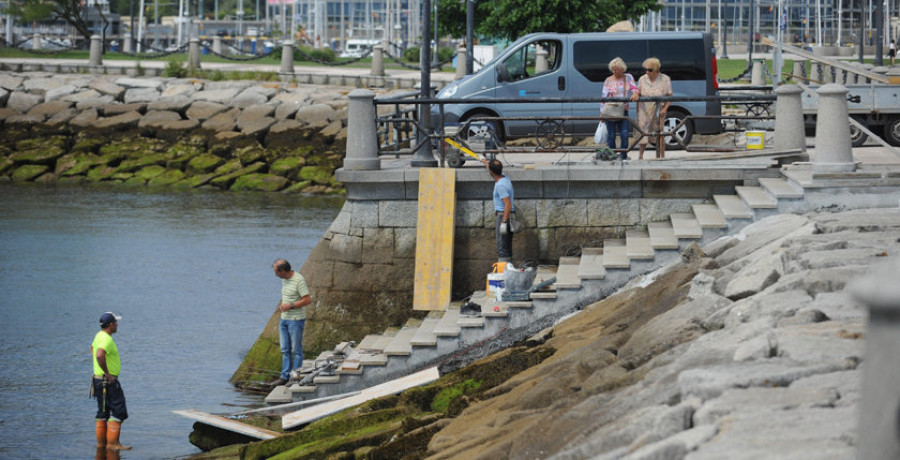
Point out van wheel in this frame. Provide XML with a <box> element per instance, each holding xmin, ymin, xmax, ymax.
<box><xmin>662</xmin><ymin>110</ymin><xmax>693</xmax><ymax>150</ymax></box>
<box><xmin>447</xmin><ymin>151</ymin><xmax>466</xmax><ymax>168</ymax></box>
<box><xmin>461</xmin><ymin>112</ymin><xmax>504</xmax><ymax>142</ymax></box>
<box><xmin>849</xmin><ymin>119</ymin><xmax>868</xmax><ymax>147</ymax></box>
<box><xmin>884</xmin><ymin>116</ymin><xmax>900</xmax><ymax>146</ymax></box>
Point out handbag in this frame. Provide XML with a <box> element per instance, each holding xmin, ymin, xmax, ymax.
<box><xmin>594</xmin><ymin>121</ymin><xmax>608</xmax><ymax>144</ymax></box>
<box><xmin>601</xmin><ymin>102</ymin><xmax>625</xmax><ymax>118</ymax></box>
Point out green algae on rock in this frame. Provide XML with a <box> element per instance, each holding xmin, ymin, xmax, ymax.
<box><xmin>230</xmin><ymin>173</ymin><xmax>290</xmax><ymax>192</ymax></box>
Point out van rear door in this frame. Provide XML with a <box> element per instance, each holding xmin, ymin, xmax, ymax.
<box><xmin>493</xmin><ymin>37</ymin><xmax>566</xmax><ymax>138</ymax></box>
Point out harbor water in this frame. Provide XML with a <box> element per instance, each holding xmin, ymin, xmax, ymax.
<box><xmin>0</xmin><ymin>182</ymin><xmax>343</xmax><ymax>459</ymax></box>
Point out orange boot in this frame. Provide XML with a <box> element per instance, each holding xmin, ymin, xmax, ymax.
<box><xmin>95</xmin><ymin>419</ymin><xmax>107</xmax><ymax>447</ymax></box>
<box><xmin>106</xmin><ymin>420</ymin><xmax>132</xmax><ymax>451</ymax></box>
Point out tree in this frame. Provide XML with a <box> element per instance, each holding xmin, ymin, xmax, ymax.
<box><xmin>50</xmin><ymin>0</ymin><xmax>111</xmax><ymax>43</ymax></box>
<box><xmin>5</xmin><ymin>0</ymin><xmax>55</xmax><ymax>30</ymax></box>
<box><xmin>438</xmin><ymin>0</ymin><xmax>662</xmax><ymax>42</ymax></box>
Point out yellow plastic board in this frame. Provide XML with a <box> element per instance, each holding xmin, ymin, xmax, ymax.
<box><xmin>412</xmin><ymin>168</ymin><xmax>456</xmax><ymax>311</ymax></box>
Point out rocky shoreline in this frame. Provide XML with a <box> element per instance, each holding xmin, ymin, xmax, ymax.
<box><xmin>0</xmin><ymin>72</ymin><xmax>365</xmax><ymax>193</ymax></box>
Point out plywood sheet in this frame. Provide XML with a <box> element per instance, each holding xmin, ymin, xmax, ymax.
<box><xmin>172</xmin><ymin>409</ymin><xmax>281</xmax><ymax>440</ymax></box>
<box><xmin>413</xmin><ymin>168</ymin><xmax>456</xmax><ymax>311</ymax></box>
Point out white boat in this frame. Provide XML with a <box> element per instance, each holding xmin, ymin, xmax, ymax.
<box><xmin>340</xmin><ymin>38</ymin><xmax>380</xmax><ymax>58</ymax></box>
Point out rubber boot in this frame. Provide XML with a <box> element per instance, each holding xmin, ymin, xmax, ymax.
<box><xmin>95</xmin><ymin>419</ymin><xmax>107</xmax><ymax>447</ymax></box>
<box><xmin>106</xmin><ymin>420</ymin><xmax>132</xmax><ymax>451</ymax></box>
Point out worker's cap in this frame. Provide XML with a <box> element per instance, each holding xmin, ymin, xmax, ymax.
<box><xmin>99</xmin><ymin>312</ymin><xmax>122</xmax><ymax>325</ymax></box>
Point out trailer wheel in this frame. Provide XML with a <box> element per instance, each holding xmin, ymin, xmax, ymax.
<box><xmin>885</xmin><ymin>117</ymin><xmax>900</xmax><ymax>146</ymax></box>
<box><xmin>849</xmin><ymin>118</ymin><xmax>868</xmax><ymax>148</ymax></box>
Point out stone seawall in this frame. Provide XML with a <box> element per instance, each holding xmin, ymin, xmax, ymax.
<box><xmin>0</xmin><ymin>72</ymin><xmax>365</xmax><ymax>192</ymax></box>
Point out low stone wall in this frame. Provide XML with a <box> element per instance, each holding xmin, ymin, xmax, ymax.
<box><xmin>0</xmin><ymin>72</ymin><xmax>365</xmax><ymax>192</ymax></box>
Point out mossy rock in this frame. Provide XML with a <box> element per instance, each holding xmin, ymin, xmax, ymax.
<box><xmin>289</xmin><ymin>145</ymin><xmax>316</xmax><ymax>157</ymax></box>
<box><xmin>187</xmin><ymin>154</ymin><xmax>225</xmax><ymax>175</ymax></box>
<box><xmin>10</xmin><ymin>146</ymin><xmax>67</xmax><ymax>166</ymax></box>
<box><xmin>60</xmin><ymin>154</ymin><xmax>104</xmax><ymax>177</ymax></box>
<box><xmin>124</xmin><ymin>176</ymin><xmax>147</xmax><ymax>186</ymax></box>
<box><xmin>134</xmin><ymin>165</ymin><xmax>167</xmax><ymax>180</ymax></box>
<box><xmin>270</xmin><ymin>157</ymin><xmax>306</xmax><ymax>178</ymax></box>
<box><xmin>298</xmin><ymin>165</ymin><xmax>334</xmax><ymax>185</ymax></box>
<box><xmin>166</xmin><ymin>150</ymin><xmax>202</xmax><ymax>170</ymax></box>
<box><xmin>71</xmin><ymin>137</ymin><xmax>106</xmax><ymax>155</ymax></box>
<box><xmin>282</xmin><ymin>180</ymin><xmax>312</xmax><ymax>193</ymax></box>
<box><xmin>209</xmin><ymin>162</ymin><xmax>266</xmax><ymax>190</ymax></box>
<box><xmin>235</xmin><ymin>145</ymin><xmax>266</xmax><ymax>165</ymax></box>
<box><xmin>147</xmin><ymin>169</ymin><xmax>186</xmax><ymax>186</ymax></box>
<box><xmin>230</xmin><ymin>173</ymin><xmax>290</xmax><ymax>192</ymax></box>
<box><xmin>12</xmin><ymin>164</ymin><xmax>49</xmax><ymax>181</ymax></box>
<box><xmin>86</xmin><ymin>165</ymin><xmax>117</xmax><ymax>182</ymax></box>
<box><xmin>213</xmin><ymin>159</ymin><xmax>243</xmax><ymax>176</ymax></box>
<box><xmin>0</xmin><ymin>157</ymin><xmax>14</xmax><ymax>176</ymax></box>
<box><xmin>110</xmin><ymin>171</ymin><xmax>134</xmax><ymax>181</ymax></box>
<box><xmin>15</xmin><ymin>135</ymin><xmax>67</xmax><ymax>152</ymax></box>
<box><xmin>114</xmin><ymin>153</ymin><xmax>170</xmax><ymax>173</ymax></box>
<box><xmin>172</xmin><ymin>173</ymin><xmax>215</xmax><ymax>189</ymax></box>
<box><xmin>169</xmin><ymin>142</ymin><xmax>206</xmax><ymax>159</ymax></box>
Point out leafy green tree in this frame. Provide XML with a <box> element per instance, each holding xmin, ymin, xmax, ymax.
<box><xmin>4</xmin><ymin>0</ymin><xmax>55</xmax><ymax>29</ymax></box>
<box><xmin>438</xmin><ymin>0</ymin><xmax>662</xmax><ymax>42</ymax></box>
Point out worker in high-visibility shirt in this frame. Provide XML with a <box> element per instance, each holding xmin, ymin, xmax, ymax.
<box><xmin>91</xmin><ymin>312</ymin><xmax>132</xmax><ymax>451</ymax></box>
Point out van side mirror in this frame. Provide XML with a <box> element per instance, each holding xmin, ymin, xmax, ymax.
<box><xmin>497</xmin><ymin>64</ymin><xmax>509</xmax><ymax>82</ymax></box>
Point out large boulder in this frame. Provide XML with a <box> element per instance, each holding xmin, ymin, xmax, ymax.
<box><xmin>7</xmin><ymin>92</ymin><xmax>42</xmax><ymax>112</ymax></box>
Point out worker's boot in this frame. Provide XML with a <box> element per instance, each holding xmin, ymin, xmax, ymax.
<box><xmin>106</xmin><ymin>420</ymin><xmax>132</xmax><ymax>451</ymax></box>
<box><xmin>95</xmin><ymin>419</ymin><xmax>107</xmax><ymax>447</ymax></box>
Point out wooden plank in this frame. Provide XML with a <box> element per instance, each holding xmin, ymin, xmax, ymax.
<box><xmin>413</xmin><ymin>168</ymin><xmax>457</xmax><ymax>311</ymax></box>
<box><xmin>173</xmin><ymin>409</ymin><xmax>281</xmax><ymax>440</ymax></box>
<box><xmin>282</xmin><ymin>367</ymin><xmax>441</xmax><ymax>430</ymax></box>
<box><xmin>775</xmin><ymin>42</ymin><xmax>890</xmax><ymax>83</ymax></box>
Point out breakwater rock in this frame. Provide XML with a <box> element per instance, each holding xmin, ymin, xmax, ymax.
<box><xmin>0</xmin><ymin>71</ymin><xmax>357</xmax><ymax>193</ymax></box>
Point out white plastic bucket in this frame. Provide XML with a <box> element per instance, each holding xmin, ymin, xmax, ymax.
<box><xmin>487</xmin><ymin>273</ymin><xmax>505</xmax><ymax>297</ymax></box>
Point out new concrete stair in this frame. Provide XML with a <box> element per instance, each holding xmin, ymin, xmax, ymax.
<box><xmin>268</xmin><ymin>177</ymin><xmax>814</xmax><ymax>404</ymax></box>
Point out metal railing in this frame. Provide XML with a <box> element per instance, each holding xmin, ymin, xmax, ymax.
<box><xmin>373</xmin><ymin>94</ymin><xmax>777</xmax><ymax>165</ymax></box>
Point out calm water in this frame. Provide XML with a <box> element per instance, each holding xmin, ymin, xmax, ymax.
<box><xmin>0</xmin><ymin>182</ymin><xmax>343</xmax><ymax>459</ymax></box>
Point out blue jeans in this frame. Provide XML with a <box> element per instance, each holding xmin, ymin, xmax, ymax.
<box><xmin>606</xmin><ymin>117</ymin><xmax>630</xmax><ymax>155</ymax></box>
<box><xmin>279</xmin><ymin>319</ymin><xmax>305</xmax><ymax>380</ymax></box>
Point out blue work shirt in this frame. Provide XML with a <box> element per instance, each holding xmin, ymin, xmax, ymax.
<box><xmin>493</xmin><ymin>176</ymin><xmax>515</xmax><ymax>213</ymax></box>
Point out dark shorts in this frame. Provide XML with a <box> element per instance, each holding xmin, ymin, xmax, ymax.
<box><xmin>93</xmin><ymin>378</ymin><xmax>128</xmax><ymax>422</ymax></box>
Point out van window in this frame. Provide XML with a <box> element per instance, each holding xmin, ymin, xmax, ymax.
<box><xmin>647</xmin><ymin>39</ymin><xmax>707</xmax><ymax>80</ymax></box>
<box><xmin>573</xmin><ymin>40</ymin><xmax>646</xmax><ymax>83</ymax></box>
<box><xmin>500</xmin><ymin>39</ymin><xmax>562</xmax><ymax>82</ymax></box>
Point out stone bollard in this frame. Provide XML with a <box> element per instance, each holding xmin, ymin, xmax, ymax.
<box><xmin>774</xmin><ymin>85</ymin><xmax>805</xmax><ymax>152</ymax></box>
<box><xmin>852</xmin><ymin>257</ymin><xmax>900</xmax><ymax>460</ymax></box>
<box><xmin>189</xmin><ymin>38</ymin><xmax>202</xmax><ymax>71</ymax></box>
<box><xmin>751</xmin><ymin>60</ymin><xmax>764</xmax><ymax>85</ymax></box>
<box><xmin>32</xmin><ymin>33</ymin><xmax>41</xmax><ymax>50</ymax></box>
<box><xmin>123</xmin><ymin>33</ymin><xmax>132</xmax><ymax>54</ymax></box>
<box><xmin>792</xmin><ymin>60</ymin><xmax>806</xmax><ymax>83</ymax></box>
<box><xmin>813</xmin><ymin>84</ymin><xmax>855</xmax><ymax>173</ymax></box>
<box><xmin>88</xmin><ymin>35</ymin><xmax>103</xmax><ymax>67</ymax></box>
<box><xmin>212</xmin><ymin>35</ymin><xmax>222</xmax><ymax>55</ymax></box>
<box><xmin>280</xmin><ymin>41</ymin><xmax>294</xmax><ymax>75</ymax></box>
<box><xmin>535</xmin><ymin>45</ymin><xmax>549</xmax><ymax>74</ymax></box>
<box><xmin>371</xmin><ymin>45</ymin><xmax>385</xmax><ymax>77</ymax></box>
<box><xmin>344</xmin><ymin>89</ymin><xmax>381</xmax><ymax>170</ymax></box>
<box><xmin>455</xmin><ymin>46</ymin><xmax>466</xmax><ymax>80</ymax></box>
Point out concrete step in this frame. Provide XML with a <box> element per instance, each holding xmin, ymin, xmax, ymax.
<box><xmin>433</xmin><ymin>308</ymin><xmax>461</xmax><ymax>337</ymax></box>
<box><xmin>735</xmin><ymin>185</ymin><xmax>778</xmax><ymax>209</ymax></box>
<box><xmin>713</xmin><ymin>194</ymin><xmax>754</xmax><ymax>219</ymax></box>
<box><xmin>530</xmin><ymin>291</ymin><xmax>557</xmax><ymax>300</ymax></box>
<box><xmin>265</xmin><ymin>385</ymin><xmax>292</xmax><ymax>404</ymax></box>
<box><xmin>692</xmin><ymin>203</ymin><xmax>728</xmax><ymax>228</ymax></box>
<box><xmin>383</xmin><ymin>324</ymin><xmax>418</xmax><ymax>356</ymax></box>
<box><xmin>602</xmin><ymin>239</ymin><xmax>630</xmax><ymax>269</ymax></box>
<box><xmin>287</xmin><ymin>384</ymin><xmax>317</xmax><ymax>394</ymax></box>
<box><xmin>356</xmin><ymin>334</ymin><xmax>388</xmax><ymax>353</ymax></box>
<box><xmin>312</xmin><ymin>374</ymin><xmax>341</xmax><ymax>384</ymax></box>
<box><xmin>670</xmin><ymin>213</ymin><xmax>703</xmax><ymax>239</ymax></box>
<box><xmin>625</xmin><ymin>230</ymin><xmax>655</xmax><ymax>260</ymax></box>
<box><xmin>469</xmin><ymin>291</ymin><xmax>510</xmax><ymax>317</ymax></box>
<box><xmin>647</xmin><ymin>221</ymin><xmax>679</xmax><ymax>249</ymax></box>
<box><xmin>554</xmin><ymin>256</ymin><xmax>583</xmax><ymax>289</ymax></box>
<box><xmin>457</xmin><ymin>314</ymin><xmax>485</xmax><ymax>328</ymax></box>
<box><xmin>758</xmin><ymin>177</ymin><xmax>803</xmax><ymax>199</ymax></box>
<box><xmin>410</xmin><ymin>316</ymin><xmax>442</xmax><ymax>347</ymax></box>
<box><xmin>577</xmin><ymin>248</ymin><xmax>606</xmax><ymax>280</ymax></box>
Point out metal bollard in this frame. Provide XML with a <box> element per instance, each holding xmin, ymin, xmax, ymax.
<box><xmin>813</xmin><ymin>84</ymin><xmax>855</xmax><ymax>173</ymax></box>
<box><xmin>852</xmin><ymin>257</ymin><xmax>900</xmax><ymax>460</ymax></box>
<box><xmin>371</xmin><ymin>45</ymin><xmax>385</xmax><ymax>77</ymax></box>
<box><xmin>88</xmin><ymin>35</ymin><xmax>103</xmax><ymax>67</ymax></box>
<box><xmin>774</xmin><ymin>85</ymin><xmax>805</xmax><ymax>152</ymax></box>
<box><xmin>344</xmin><ymin>89</ymin><xmax>381</xmax><ymax>171</ymax></box>
<box><xmin>280</xmin><ymin>41</ymin><xmax>294</xmax><ymax>75</ymax></box>
<box><xmin>189</xmin><ymin>38</ymin><xmax>201</xmax><ymax>71</ymax></box>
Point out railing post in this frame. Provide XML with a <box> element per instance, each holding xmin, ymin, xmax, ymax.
<box><xmin>212</xmin><ymin>35</ymin><xmax>223</xmax><ymax>55</ymax></box>
<box><xmin>751</xmin><ymin>59</ymin><xmax>764</xmax><ymax>85</ymax></box>
<box><xmin>852</xmin><ymin>257</ymin><xmax>900</xmax><ymax>460</ymax></box>
<box><xmin>774</xmin><ymin>85</ymin><xmax>805</xmax><ymax>152</ymax></box>
<box><xmin>344</xmin><ymin>89</ymin><xmax>381</xmax><ymax>171</ymax></box>
<box><xmin>455</xmin><ymin>45</ymin><xmax>466</xmax><ymax>80</ymax></box>
<box><xmin>411</xmin><ymin>84</ymin><xmax>438</xmax><ymax>167</ymax></box>
<box><xmin>371</xmin><ymin>45</ymin><xmax>385</xmax><ymax>77</ymax></box>
<box><xmin>123</xmin><ymin>33</ymin><xmax>132</xmax><ymax>53</ymax></box>
<box><xmin>88</xmin><ymin>35</ymin><xmax>103</xmax><ymax>67</ymax></box>
<box><xmin>813</xmin><ymin>84</ymin><xmax>855</xmax><ymax>173</ymax></box>
<box><xmin>792</xmin><ymin>60</ymin><xmax>806</xmax><ymax>83</ymax></box>
<box><xmin>280</xmin><ymin>41</ymin><xmax>294</xmax><ymax>76</ymax></box>
<box><xmin>189</xmin><ymin>38</ymin><xmax>202</xmax><ymax>71</ymax></box>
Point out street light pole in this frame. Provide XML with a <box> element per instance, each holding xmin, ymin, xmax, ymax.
<box><xmin>466</xmin><ymin>0</ymin><xmax>473</xmax><ymax>74</ymax></box>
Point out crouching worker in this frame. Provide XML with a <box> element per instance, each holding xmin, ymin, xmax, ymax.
<box><xmin>91</xmin><ymin>311</ymin><xmax>132</xmax><ymax>451</ymax></box>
